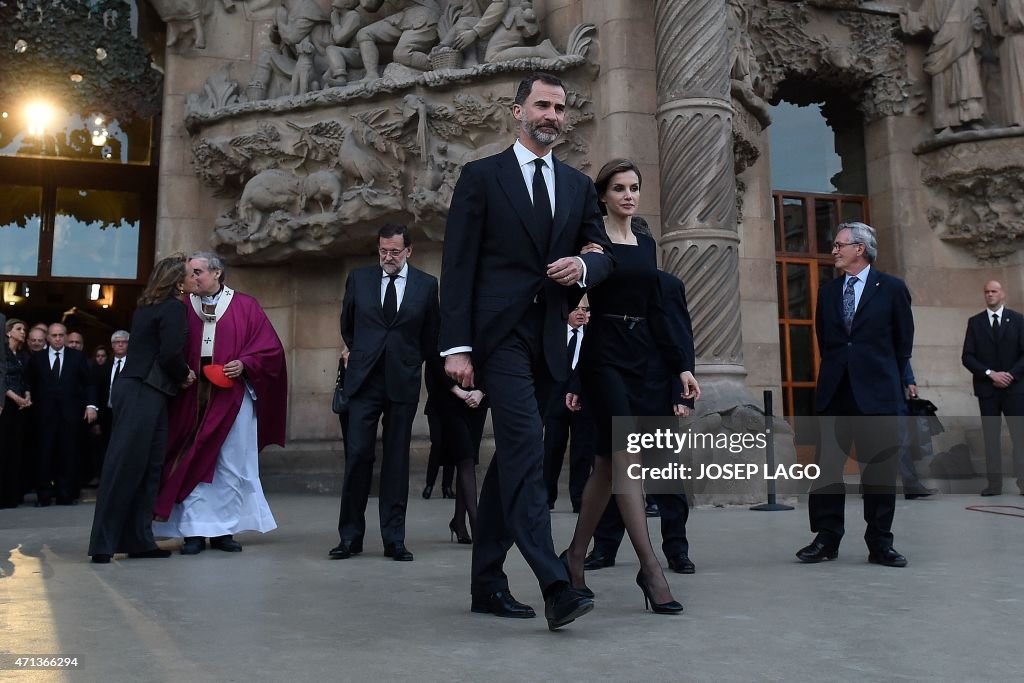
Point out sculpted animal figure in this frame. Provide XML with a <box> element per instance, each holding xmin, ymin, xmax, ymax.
<box><xmin>238</xmin><ymin>169</ymin><xmax>302</xmax><ymax>234</ymax></box>
<box><xmin>299</xmin><ymin>170</ymin><xmax>344</xmax><ymax>213</ymax></box>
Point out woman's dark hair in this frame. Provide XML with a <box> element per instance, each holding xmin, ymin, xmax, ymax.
<box><xmin>594</xmin><ymin>158</ymin><xmax>644</xmax><ymax>217</ymax></box>
<box><xmin>138</xmin><ymin>254</ymin><xmax>188</xmax><ymax>306</ymax></box>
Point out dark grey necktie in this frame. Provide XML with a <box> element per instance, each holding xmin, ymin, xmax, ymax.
<box><xmin>532</xmin><ymin>158</ymin><xmax>553</xmax><ymax>234</ymax></box>
<box><xmin>109</xmin><ymin>359</ymin><xmax>122</xmax><ymax>408</ymax></box>
<box><xmin>843</xmin><ymin>277</ymin><xmax>858</xmax><ymax>333</ymax></box>
<box><xmin>52</xmin><ymin>350</ymin><xmax>61</xmax><ymax>379</ymax></box>
<box><xmin>992</xmin><ymin>312</ymin><xmax>1001</xmax><ymax>336</ymax></box>
<box><xmin>567</xmin><ymin>328</ymin><xmax>578</xmax><ymax>370</ymax></box>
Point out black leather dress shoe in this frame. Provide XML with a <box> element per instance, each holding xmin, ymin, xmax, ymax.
<box><xmin>328</xmin><ymin>540</ymin><xmax>363</xmax><ymax>559</ymax></box>
<box><xmin>544</xmin><ymin>585</ymin><xmax>594</xmax><ymax>631</ymax></box>
<box><xmin>667</xmin><ymin>554</ymin><xmax>696</xmax><ymax>574</ymax></box>
<box><xmin>796</xmin><ymin>540</ymin><xmax>839</xmax><ymax>563</ymax></box>
<box><xmin>980</xmin><ymin>486</ymin><xmax>1002</xmax><ymax>496</ymax></box>
<box><xmin>181</xmin><ymin>536</ymin><xmax>206</xmax><ymax>555</ymax></box>
<box><xmin>422</xmin><ymin>484</ymin><xmax>433</xmax><ymax>499</ymax></box>
<box><xmin>90</xmin><ymin>554</ymin><xmax>112</xmax><ymax>564</ymax></box>
<box><xmin>384</xmin><ymin>542</ymin><xmax>414</xmax><ymax>561</ymax></box>
<box><xmin>128</xmin><ymin>548</ymin><xmax>172</xmax><ymax>559</ymax></box>
<box><xmin>904</xmin><ymin>485</ymin><xmax>939</xmax><ymax>500</ymax></box>
<box><xmin>645</xmin><ymin>501</ymin><xmax>660</xmax><ymax>517</ymax></box>
<box><xmin>583</xmin><ymin>550</ymin><xmax>615</xmax><ymax>571</ymax></box>
<box><xmin>210</xmin><ymin>535</ymin><xmax>243</xmax><ymax>552</ymax></box>
<box><xmin>471</xmin><ymin>590</ymin><xmax>536</xmax><ymax>618</ymax></box>
<box><xmin>868</xmin><ymin>547</ymin><xmax>907</xmax><ymax>567</ymax></box>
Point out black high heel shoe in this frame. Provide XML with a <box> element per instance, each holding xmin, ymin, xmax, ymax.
<box><xmin>441</xmin><ymin>485</ymin><xmax>455</xmax><ymax>499</ymax></box>
<box><xmin>558</xmin><ymin>551</ymin><xmax>595</xmax><ymax>599</ymax></box>
<box><xmin>635</xmin><ymin>570</ymin><xmax>684</xmax><ymax>614</ymax></box>
<box><xmin>448</xmin><ymin>520</ymin><xmax>472</xmax><ymax>544</ymax></box>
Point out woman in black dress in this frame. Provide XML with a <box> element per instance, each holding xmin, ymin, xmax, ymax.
<box><xmin>424</xmin><ymin>360</ymin><xmax>487</xmax><ymax>543</ymax></box>
<box><xmin>563</xmin><ymin>159</ymin><xmax>700</xmax><ymax>614</ymax></box>
<box><xmin>1</xmin><ymin>318</ymin><xmax>31</xmax><ymax>508</ymax></box>
<box><xmin>88</xmin><ymin>255</ymin><xmax>196</xmax><ymax>563</ymax></box>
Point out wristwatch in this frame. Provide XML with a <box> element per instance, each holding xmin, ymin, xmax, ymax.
<box><xmin>985</xmin><ymin>369</ymin><xmax>992</xmax><ymax>376</ymax></box>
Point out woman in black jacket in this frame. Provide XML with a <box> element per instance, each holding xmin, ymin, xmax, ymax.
<box><xmin>88</xmin><ymin>255</ymin><xmax>196</xmax><ymax>563</ymax></box>
<box><xmin>1</xmin><ymin>318</ymin><xmax>31</xmax><ymax>508</ymax></box>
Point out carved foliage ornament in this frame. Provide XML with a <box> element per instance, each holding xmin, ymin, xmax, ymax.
<box><xmin>925</xmin><ymin>165</ymin><xmax>1024</xmax><ymax>261</ymax></box>
<box><xmin>744</xmin><ymin>0</ymin><xmax>911</xmax><ymax>122</ymax></box>
<box><xmin>193</xmin><ymin>76</ymin><xmax>595</xmax><ymax>262</ymax></box>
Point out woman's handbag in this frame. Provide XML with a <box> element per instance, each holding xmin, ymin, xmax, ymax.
<box><xmin>332</xmin><ymin>357</ymin><xmax>348</xmax><ymax>415</ymax></box>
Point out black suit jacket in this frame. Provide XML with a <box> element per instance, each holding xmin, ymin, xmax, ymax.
<box><xmin>962</xmin><ymin>308</ymin><xmax>1024</xmax><ymax>397</ymax></box>
<box><xmin>439</xmin><ymin>145</ymin><xmax>614</xmax><ymax>382</ymax></box>
<box><xmin>25</xmin><ymin>346</ymin><xmax>97</xmax><ymax>422</ymax></box>
<box><xmin>655</xmin><ymin>271</ymin><xmax>696</xmax><ymax>410</ymax></box>
<box><xmin>815</xmin><ymin>268</ymin><xmax>914</xmax><ymax>414</ymax></box>
<box><xmin>341</xmin><ymin>264</ymin><xmax>440</xmax><ymax>403</ymax></box>
<box><xmin>0</xmin><ymin>312</ymin><xmax>6</xmax><ymax>401</ymax></box>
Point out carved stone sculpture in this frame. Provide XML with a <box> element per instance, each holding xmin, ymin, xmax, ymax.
<box><xmin>356</xmin><ymin>0</ymin><xmax>442</xmax><ymax>80</ymax></box>
<box><xmin>148</xmin><ymin>0</ymin><xmax>235</xmax><ymax>49</ymax></box>
<box><xmin>986</xmin><ymin>0</ymin><xmax>1024</xmax><ymax>127</ymax></box>
<box><xmin>434</xmin><ymin>1</ymin><xmax>509</xmax><ymax>67</ymax></box>
<box><xmin>249</xmin><ymin>0</ymin><xmax>335</xmax><ymax>99</ymax></box>
<box><xmin>901</xmin><ymin>0</ymin><xmax>986</xmax><ymax>133</ymax></box>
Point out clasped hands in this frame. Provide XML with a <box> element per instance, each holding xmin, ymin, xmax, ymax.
<box><xmin>990</xmin><ymin>370</ymin><xmax>1015</xmax><ymax>389</ymax></box>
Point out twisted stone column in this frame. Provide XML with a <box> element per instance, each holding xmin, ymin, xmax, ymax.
<box><xmin>654</xmin><ymin>0</ymin><xmax>747</xmax><ymax>399</ymax></box>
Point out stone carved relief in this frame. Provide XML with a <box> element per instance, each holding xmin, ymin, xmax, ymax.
<box><xmin>742</xmin><ymin>0</ymin><xmax>911</xmax><ymax>122</ymax></box>
<box><xmin>148</xmin><ymin>0</ymin><xmax>237</xmax><ymax>50</ymax></box>
<box><xmin>189</xmin><ymin>75</ymin><xmax>594</xmax><ymax>262</ymax></box>
<box><xmin>921</xmin><ymin>136</ymin><xmax>1024</xmax><ymax>260</ymax></box>
<box><xmin>900</xmin><ymin>0</ymin><xmax>987</xmax><ymax>133</ymax></box>
<box><xmin>985</xmin><ymin>0</ymin><xmax>1024</xmax><ymax>128</ymax></box>
<box><xmin>239</xmin><ymin>0</ymin><xmax>595</xmax><ymax>102</ymax></box>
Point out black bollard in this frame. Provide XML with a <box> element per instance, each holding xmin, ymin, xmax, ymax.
<box><xmin>751</xmin><ymin>390</ymin><xmax>794</xmax><ymax>511</ymax></box>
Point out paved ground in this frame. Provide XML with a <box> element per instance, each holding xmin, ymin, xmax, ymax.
<box><xmin>1</xmin><ymin>488</ymin><xmax>1023</xmax><ymax>682</ymax></box>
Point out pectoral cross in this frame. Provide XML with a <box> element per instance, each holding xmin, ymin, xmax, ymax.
<box><xmin>204</xmin><ymin>336</ymin><xmax>213</xmax><ymax>345</ymax></box>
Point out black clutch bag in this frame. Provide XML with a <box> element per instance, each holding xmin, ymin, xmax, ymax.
<box><xmin>332</xmin><ymin>357</ymin><xmax>348</xmax><ymax>415</ymax></box>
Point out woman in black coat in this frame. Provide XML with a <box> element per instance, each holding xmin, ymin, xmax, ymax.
<box><xmin>88</xmin><ymin>255</ymin><xmax>196</xmax><ymax>563</ymax></box>
<box><xmin>1</xmin><ymin>318</ymin><xmax>31</xmax><ymax>508</ymax></box>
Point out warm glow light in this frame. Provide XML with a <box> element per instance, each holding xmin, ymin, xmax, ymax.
<box><xmin>91</xmin><ymin>129</ymin><xmax>108</xmax><ymax>146</ymax></box>
<box><xmin>1</xmin><ymin>112</ymin><xmax>8</xmax><ymax>119</ymax></box>
<box><xmin>14</xmin><ymin>39</ymin><xmax>28</xmax><ymax>53</ymax></box>
<box><xmin>25</xmin><ymin>100</ymin><xmax>57</xmax><ymax>136</ymax></box>
<box><xmin>93</xmin><ymin>115</ymin><xmax>104</xmax><ymax>126</ymax></box>
<box><xmin>88</xmin><ymin>283</ymin><xmax>101</xmax><ymax>301</ymax></box>
<box><xmin>69</xmin><ymin>73</ymin><xmax>83</xmax><ymax>83</ymax></box>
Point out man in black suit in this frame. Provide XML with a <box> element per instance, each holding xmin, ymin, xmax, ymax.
<box><xmin>0</xmin><ymin>312</ymin><xmax>6</xmax><ymax>412</ymax></box>
<box><xmin>796</xmin><ymin>222</ymin><xmax>914</xmax><ymax>568</ymax></box>
<box><xmin>25</xmin><ymin>323</ymin><xmax>97</xmax><ymax>506</ymax></box>
<box><xmin>542</xmin><ymin>302</ymin><xmax>593</xmax><ymax>512</ymax></box>
<box><xmin>440</xmin><ymin>72</ymin><xmax>613</xmax><ymax>630</ymax></box>
<box><xmin>585</xmin><ymin>270</ymin><xmax>698</xmax><ymax>574</ymax></box>
<box><xmin>330</xmin><ymin>224</ymin><xmax>440</xmax><ymax>562</ymax></box>
<box><xmin>90</xmin><ymin>330</ymin><xmax>129</xmax><ymax>484</ymax></box>
<box><xmin>962</xmin><ymin>280</ymin><xmax>1024</xmax><ymax>496</ymax></box>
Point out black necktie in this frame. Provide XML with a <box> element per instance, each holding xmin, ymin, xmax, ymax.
<box><xmin>567</xmin><ymin>328</ymin><xmax>578</xmax><ymax>370</ymax></box>
<box><xmin>109</xmin><ymin>359</ymin><xmax>122</xmax><ymax>407</ymax></box>
<box><xmin>383</xmin><ymin>274</ymin><xmax>398</xmax><ymax>324</ymax></box>
<box><xmin>532</xmin><ymin>158</ymin><xmax>553</xmax><ymax>234</ymax></box>
<box><xmin>52</xmin><ymin>350</ymin><xmax>61</xmax><ymax>379</ymax></box>
<box><xmin>992</xmin><ymin>313</ymin><xmax>1001</xmax><ymax>335</ymax></box>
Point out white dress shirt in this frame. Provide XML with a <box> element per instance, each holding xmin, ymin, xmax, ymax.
<box><xmin>567</xmin><ymin>324</ymin><xmax>583</xmax><ymax>370</ymax></box>
<box><xmin>513</xmin><ymin>139</ymin><xmax>556</xmax><ymax>215</ymax></box>
<box><xmin>988</xmin><ymin>305</ymin><xmax>1005</xmax><ymax>326</ymax></box>
<box><xmin>380</xmin><ymin>262</ymin><xmax>409</xmax><ymax>311</ymax></box>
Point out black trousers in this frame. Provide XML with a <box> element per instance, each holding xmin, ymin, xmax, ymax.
<box><xmin>978</xmin><ymin>392</ymin><xmax>1024</xmax><ymax>485</ymax></box>
<box><xmin>542</xmin><ymin>399</ymin><xmax>594</xmax><ymax>509</ymax></box>
<box><xmin>35</xmin><ymin>407</ymin><xmax>82</xmax><ymax>504</ymax></box>
<box><xmin>88</xmin><ymin>378</ymin><xmax>169</xmax><ymax>555</ymax></box>
<box><xmin>337</xmin><ymin>363</ymin><xmax>417</xmax><ymax>547</ymax></box>
<box><xmin>593</xmin><ymin>493</ymin><xmax>690</xmax><ymax>559</ymax></box>
<box><xmin>0</xmin><ymin>399</ymin><xmax>26</xmax><ymax>507</ymax></box>
<box><xmin>473</xmin><ymin>308</ymin><xmax>567</xmax><ymax>596</ymax></box>
<box><xmin>808</xmin><ymin>375</ymin><xmax>899</xmax><ymax>552</ymax></box>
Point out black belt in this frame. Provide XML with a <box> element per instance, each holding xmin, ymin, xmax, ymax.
<box><xmin>600</xmin><ymin>313</ymin><xmax>645</xmax><ymax>329</ymax></box>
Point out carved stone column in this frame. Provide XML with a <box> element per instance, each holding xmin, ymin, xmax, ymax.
<box><xmin>654</xmin><ymin>0</ymin><xmax>748</xmax><ymax>409</ymax></box>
